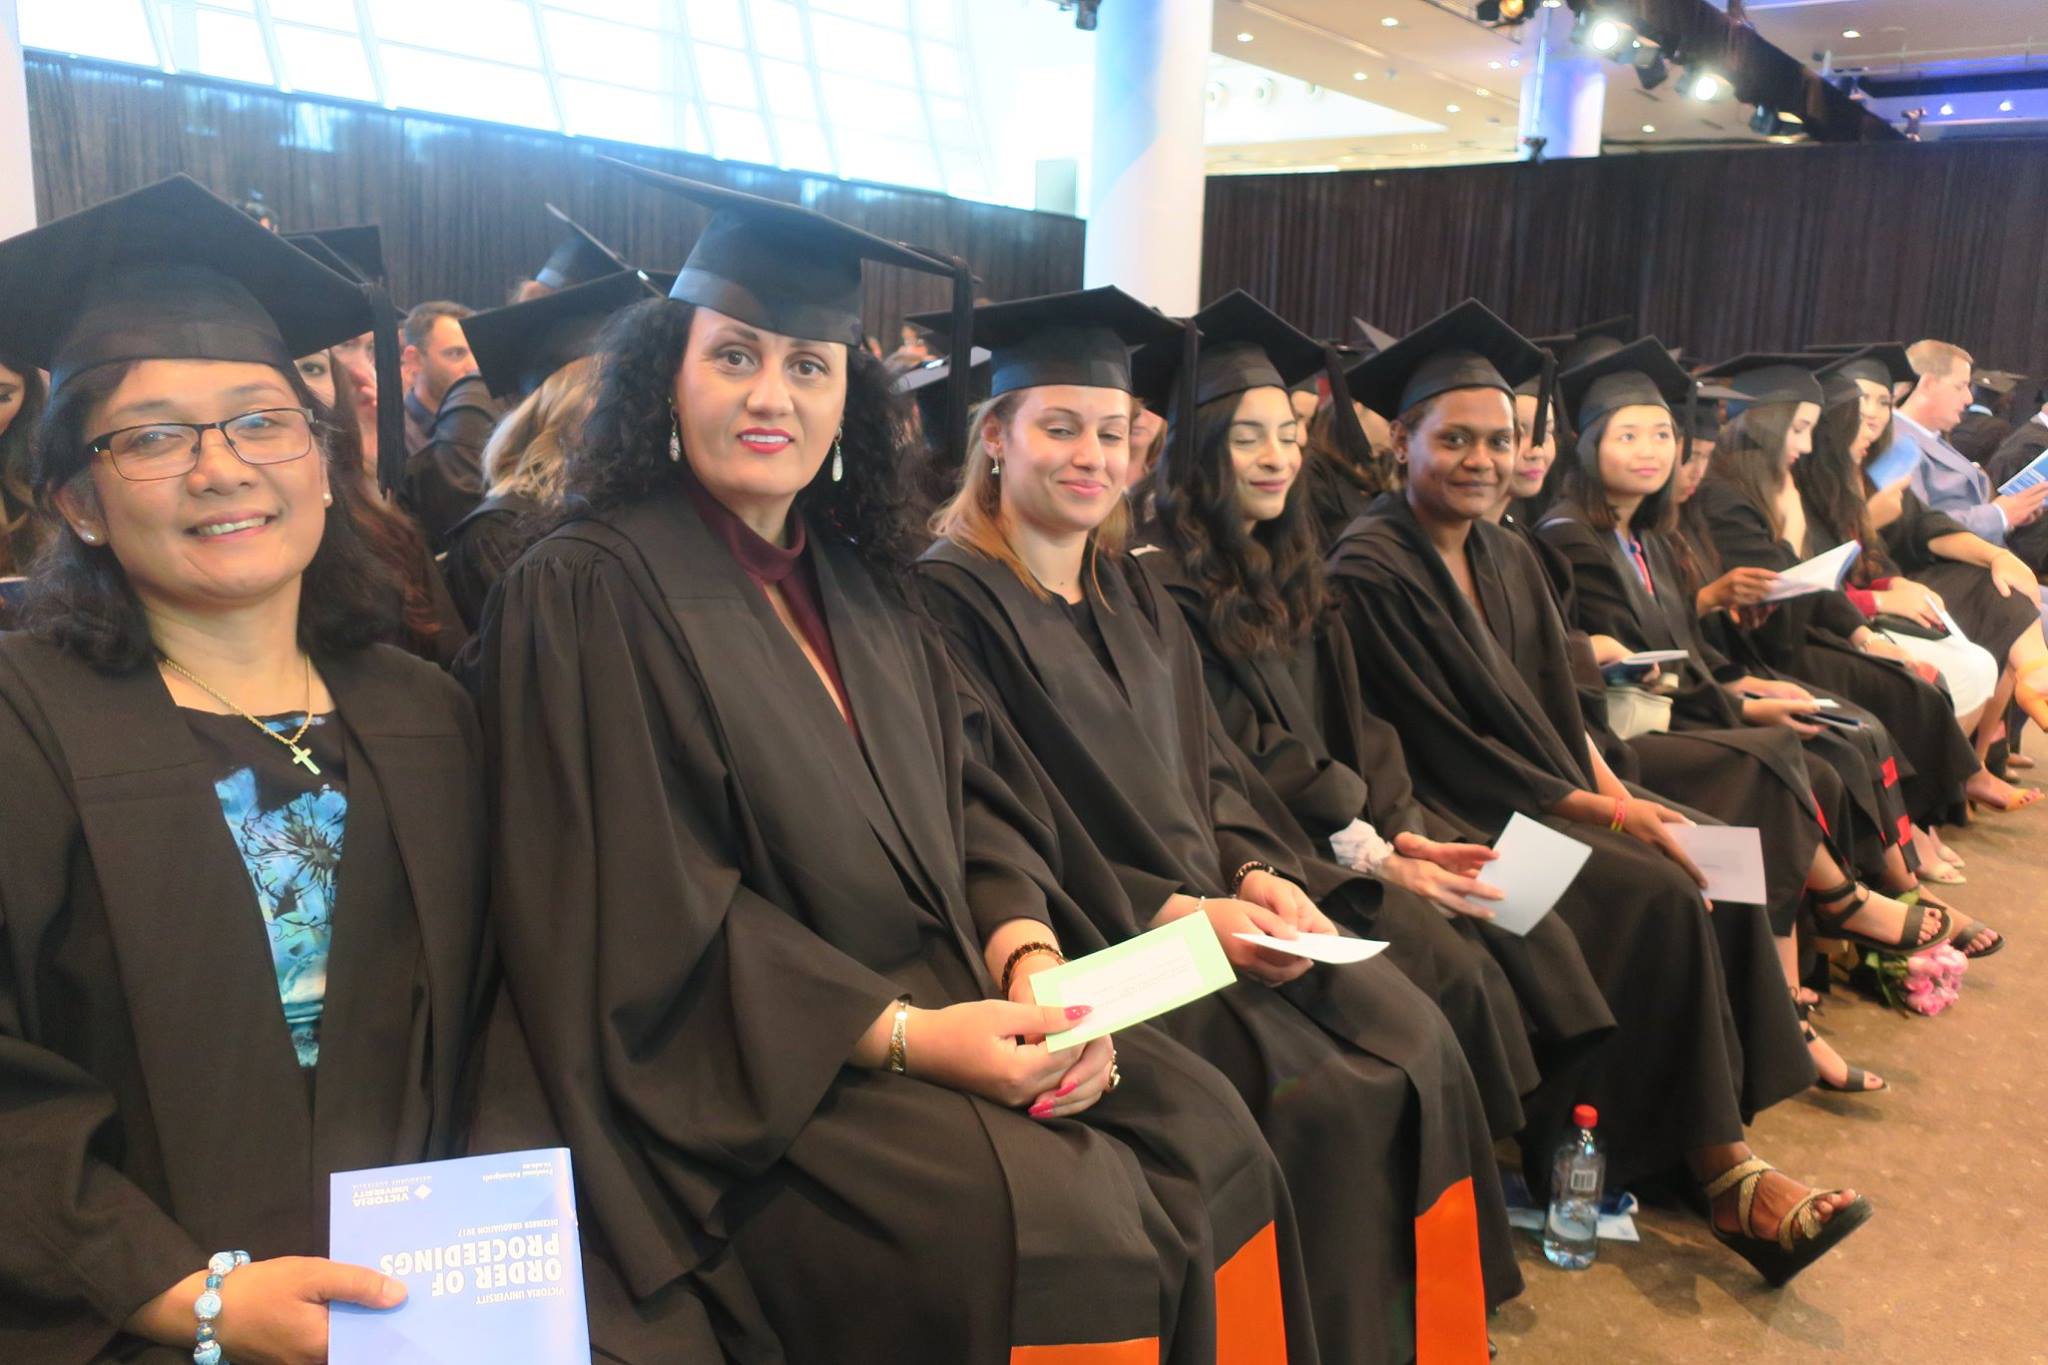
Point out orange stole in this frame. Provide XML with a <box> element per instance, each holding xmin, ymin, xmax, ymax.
<box><xmin>1413</xmin><ymin>1175</ymin><xmax>1489</xmax><ymax>1364</ymax></box>
<box><xmin>1010</xmin><ymin>1341</ymin><xmax>1157</xmax><ymax>1364</ymax></box>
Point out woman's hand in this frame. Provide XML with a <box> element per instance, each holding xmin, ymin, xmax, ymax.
<box><xmin>1702</xmin><ymin>566</ymin><xmax>1782</xmax><ymax>613</ymax></box>
<box><xmin>1588</xmin><ymin>634</ymin><xmax>1632</xmax><ymax>667</ymax></box>
<box><xmin>1157</xmin><ymin>892</ymin><xmax>1313</xmax><ymax>986</ymax></box>
<box><xmin>905</xmin><ymin>999</ymin><xmax>1094</xmax><ymax>1108</ymax></box>
<box><xmin>1619</xmin><ymin>800</ymin><xmax>1707</xmax><ymax>889</ymax></box>
<box><xmin>1235</xmin><ymin>869</ymin><xmax>1337</xmax><ymax>935</ymax></box>
<box><xmin>1377</xmin><ymin>832</ymin><xmax>1504</xmax><ymax>920</ymax></box>
<box><xmin>1857</xmin><ymin>630</ymin><xmax>1909</xmax><ymax>662</ymax></box>
<box><xmin>1004</xmin><ymin>954</ymin><xmax>1115</xmax><ymax>1119</ymax></box>
<box><xmin>1875</xmin><ymin>580</ymin><xmax>1946</xmax><ymax>630</ymax></box>
<box><xmin>125</xmin><ymin>1258</ymin><xmax>407</xmax><ymax>1365</ymax></box>
<box><xmin>1867</xmin><ymin>481</ymin><xmax>1908</xmax><ymax>527</ymax></box>
<box><xmin>1735</xmin><ymin>675</ymin><xmax>1811</xmax><ymax>701</ymax></box>
<box><xmin>1742</xmin><ymin>696</ymin><xmax>1823</xmax><ymax>737</ymax></box>
<box><xmin>1990</xmin><ymin>550</ymin><xmax>2039</xmax><ymax>599</ymax></box>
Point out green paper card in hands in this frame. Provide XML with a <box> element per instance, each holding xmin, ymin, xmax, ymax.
<box><xmin>1028</xmin><ymin>911</ymin><xmax>1237</xmax><ymax>1052</ymax></box>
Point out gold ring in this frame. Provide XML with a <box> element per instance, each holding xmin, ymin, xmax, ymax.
<box><xmin>1106</xmin><ymin>1063</ymin><xmax>1123</xmax><ymax>1092</ymax></box>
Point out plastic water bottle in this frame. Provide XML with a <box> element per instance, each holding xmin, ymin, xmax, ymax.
<box><xmin>1542</xmin><ymin>1104</ymin><xmax>1604</xmax><ymax>1270</ymax></box>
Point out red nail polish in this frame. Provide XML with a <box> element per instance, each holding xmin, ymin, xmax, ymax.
<box><xmin>1064</xmin><ymin>1005</ymin><xmax>1092</xmax><ymax>1020</ymax></box>
<box><xmin>1056</xmin><ymin>1080</ymin><xmax>1077</xmax><ymax>1098</ymax></box>
<box><xmin>1030</xmin><ymin>1101</ymin><xmax>1053</xmax><ymax>1117</ymax></box>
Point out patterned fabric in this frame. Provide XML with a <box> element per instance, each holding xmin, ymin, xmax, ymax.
<box><xmin>183</xmin><ymin>708</ymin><xmax>349</xmax><ymax>1067</ymax></box>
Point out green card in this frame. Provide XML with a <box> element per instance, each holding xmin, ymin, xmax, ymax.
<box><xmin>1027</xmin><ymin>911</ymin><xmax>1237</xmax><ymax>1052</ymax></box>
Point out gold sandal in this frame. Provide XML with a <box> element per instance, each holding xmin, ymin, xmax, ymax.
<box><xmin>1702</xmin><ymin>1157</ymin><xmax>1873</xmax><ymax>1287</ymax></box>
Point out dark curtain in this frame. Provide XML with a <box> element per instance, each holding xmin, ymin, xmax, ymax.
<box><xmin>25</xmin><ymin>56</ymin><xmax>1083</xmax><ymax>339</ymax></box>
<box><xmin>1203</xmin><ymin>139</ymin><xmax>2048</xmax><ymax>369</ymax></box>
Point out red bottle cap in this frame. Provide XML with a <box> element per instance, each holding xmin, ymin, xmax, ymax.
<box><xmin>1572</xmin><ymin>1104</ymin><xmax>1598</xmax><ymax>1129</ymax></box>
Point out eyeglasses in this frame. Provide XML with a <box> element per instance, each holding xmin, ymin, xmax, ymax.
<box><xmin>85</xmin><ymin>407</ymin><xmax>317</xmax><ymax>482</ymax></box>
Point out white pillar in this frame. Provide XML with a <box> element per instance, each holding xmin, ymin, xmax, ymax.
<box><xmin>1082</xmin><ymin>0</ymin><xmax>1211</xmax><ymax>315</ymax></box>
<box><xmin>1519</xmin><ymin>3</ymin><xmax>1606</xmax><ymax>161</ymax></box>
<box><xmin>0</xmin><ymin>0</ymin><xmax>33</xmax><ymax>236</ymax></box>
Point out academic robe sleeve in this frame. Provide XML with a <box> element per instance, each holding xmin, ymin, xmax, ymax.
<box><xmin>482</xmin><ymin>546</ymin><xmax>902</xmax><ymax>1298</ymax></box>
<box><xmin>1882</xmin><ymin>492</ymin><xmax>1970</xmax><ymax>573</ymax></box>
<box><xmin>1536</xmin><ymin>517</ymin><xmax>1638</xmax><ymax>645</ymax></box>
<box><xmin>0</xmin><ymin>687</ymin><xmax>205</xmax><ymax>1354</ymax></box>
<box><xmin>402</xmin><ymin>375</ymin><xmax>497</xmax><ymax>550</ymax></box>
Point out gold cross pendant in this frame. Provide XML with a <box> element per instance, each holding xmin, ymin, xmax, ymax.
<box><xmin>287</xmin><ymin>743</ymin><xmax>322</xmax><ymax>776</ymax></box>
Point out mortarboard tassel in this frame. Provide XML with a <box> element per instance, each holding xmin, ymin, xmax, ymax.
<box><xmin>366</xmin><ymin>283</ymin><xmax>406</xmax><ymax>496</ymax></box>
<box><xmin>1321</xmin><ymin>342</ymin><xmax>1375</xmax><ymax>461</ymax></box>
<box><xmin>1532</xmin><ymin>348</ymin><xmax>1556</xmax><ymax>448</ymax></box>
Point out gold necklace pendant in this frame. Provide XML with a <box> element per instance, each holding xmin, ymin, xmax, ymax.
<box><xmin>160</xmin><ymin>652</ymin><xmax>323</xmax><ymax>775</ymax></box>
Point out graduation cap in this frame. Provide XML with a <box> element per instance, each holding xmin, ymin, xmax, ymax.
<box><xmin>608</xmin><ymin>158</ymin><xmax>977</xmax><ymax>466</ymax></box>
<box><xmin>284</xmin><ymin>225</ymin><xmax>386</xmax><ymax>287</ymax></box>
<box><xmin>463</xmin><ymin>269</ymin><xmax>658</xmax><ymax>400</ymax></box>
<box><xmin>0</xmin><ymin>174</ymin><xmax>406</xmax><ymax>490</ymax></box>
<box><xmin>1346</xmin><ymin>298</ymin><xmax>1552</xmax><ymax>442</ymax></box>
<box><xmin>1696</xmin><ymin>352</ymin><xmax>1828</xmax><ymax>415</ymax></box>
<box><xmin>1353</xmin><ymin>317</ymin><xmax>1398</xmax><ymax>354</ymax></box>
<box><xmin>1815</xmin><ymin>343</ymin><xmax>1913</xmax><ymax>407</ymax></box>
<box><xmin>535</xmin><ymin>203</ymin><xmax>633</xmax><ymax>291</ymax></box>
<box><xmin>1557</xmin><ymin>336</ymin><xmax>1726</xmax><ymax>467</ymax></box>
<box><xmin>1531</xmin><ymin>314</ymin><xmax>1636</xmax><ymax>371</ymax></box>
<box><xmin>895</xmin><ymin>348</ymin><xmax>990</xmax><ymax>448</ymax></box>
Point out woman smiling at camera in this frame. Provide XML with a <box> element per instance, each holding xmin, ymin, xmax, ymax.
<box><xmin>0</xmin><ymin>178</ymin><xmax>490</xmax><ymax>1365</ymax></box>
<box><xmin>474</xmin><ymin>169</ymin><xmax>1315</xmax><ymax>1365</ymax></box>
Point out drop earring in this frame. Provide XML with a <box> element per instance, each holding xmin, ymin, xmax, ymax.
<box><xmin>989</xmin><ymin>447</ymin><xmax>1002</xmax><ymax>476</ymax></box>
<box><xmin>830</xmin><ymin>433</ymin><xmax>844</xmax><ymax>483</ymax></box>
<box><xmin>668</xmin><ymin>415</ymin><xmax>682</xmax><ymax>464</ymax></box>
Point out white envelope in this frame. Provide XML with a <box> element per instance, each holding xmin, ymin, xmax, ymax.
<box><xmin>1232</xmin><ymin>931</ymin><xmax>1389</xmax><ymax>964</ymax></box>
<box><xmin>1467</xmin><ymin>814</ymin><xmax>1594</xmax><ymax>936</ymax></box>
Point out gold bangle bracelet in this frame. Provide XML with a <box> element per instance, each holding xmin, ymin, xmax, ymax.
<box><xmin>887</xmin><ymin>995</ymin><xmax>913</xmax><ymax>1075</ymax></box>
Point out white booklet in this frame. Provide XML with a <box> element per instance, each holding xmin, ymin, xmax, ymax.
<box><xmin>1761</xmin><ymin>541</ymin><xmax>1860</xmax><ymax>602</ymax></box>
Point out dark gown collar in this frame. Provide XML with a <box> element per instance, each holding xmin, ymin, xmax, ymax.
<box><xmin>678</xmin><ymin>461</ymin><xmax>808</xmax><ymax>585</ymax></box>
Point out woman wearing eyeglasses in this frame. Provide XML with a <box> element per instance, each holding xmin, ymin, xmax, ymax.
<box><xmin>0</xmin><ymin>178</ymin><xmax>489</xmax><ymax>1365</ymax></box>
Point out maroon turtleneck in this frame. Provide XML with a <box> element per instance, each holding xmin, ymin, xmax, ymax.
<box><xmin>681</xmin><ymin>468</ymin><xmax>858</xmax><ymax>736</ymax></box>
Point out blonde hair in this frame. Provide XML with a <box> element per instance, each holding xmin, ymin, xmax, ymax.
<box><xmin>481</xmin><ymin>355</ymin><xmax>599</xmax><ymax>506</ymax></box>
<box><xmin>1907</xmin><ymin>339</ymin><xmax>1972</xmax><ymax>381</ymax></box>
<box><xmin>929</xmin><ymin>390</ymin><xmax>1128</xmax><ymax>602</ymax></box>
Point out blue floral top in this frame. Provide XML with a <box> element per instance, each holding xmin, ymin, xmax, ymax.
<box><xmin>183</xmin><ymin>709</ymin><xmax>348</xmax><ymax>1068</ymax></box>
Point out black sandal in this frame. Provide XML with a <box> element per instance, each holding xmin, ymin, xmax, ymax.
<box><xmin>1702</xmin><ymin>1157</ymin><xmax>1873</xmax><ymax>1287</ymax></box>
<box><xmin>1948</xmin><ymin>916</ymin><xmax>2007</xmax><ymax>960</ymax></box>
<box><xmin>1798</xmin><ymin>1002</ymin><xmax>1885</xmax><ymax>1093</ymax></box>
<box><xmin>1808</xmin><ymin>879</ymin><xmax>1951</xmax><ymax>956</ymax></box>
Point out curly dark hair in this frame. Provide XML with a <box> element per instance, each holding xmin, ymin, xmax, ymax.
<box><xmin>19</xmin><ymin>360</ymin><xmax>400</xmax><ymax>674</ymax></box>
<box><xmin>1148</xmin><ymin>389</ymin><xmax>1325</xmax><ymax>661</ymax></box>
<box><xmin>1</xmin><ymin>345</ymin><xmax>49</xmax><ymax>575</ymax></box>
<box><xmin>1796</xmin><ymin>393</ymin><xmax>1891</xmax><ymax>584</ymax></box>
<box><xmin>568</xmin><ymin>297</ymin><xmax>922</xmax><ymax>582</ymax></box>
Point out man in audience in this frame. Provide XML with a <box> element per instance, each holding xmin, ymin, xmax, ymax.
<box><xmin>400</xmin><ymin>299</ymin><xmax>499</xmax><ymax>548</ymax></box>
<box><xmin>1888</xmin><ymin>339</ymin><xmax>2048</xmax><ymax>547</ymax></box>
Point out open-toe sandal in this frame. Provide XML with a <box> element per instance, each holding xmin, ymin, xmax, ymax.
<box><xmin>1798</xmin><ymin>1004</ymin><xmax>1885</xmax><ymax>1094</ymax></box>
<box><xmin>1701</xmin><ymin>1157</ymin><xmax>1874</xmax><ymax>1288</ymax></box>
<box><xmin>1809</xmin><ymin>880</ymin><xmax>1951</xmax><ymax>956</ymax></box>
<box><xmin>1948</xmin><ymin>917</ymin><xmax>2006</xmax><ymax>960</ymax></box>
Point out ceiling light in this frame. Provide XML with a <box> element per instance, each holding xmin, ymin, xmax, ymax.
<box><xmin>1938</xmin><ymin>101</ymin><xmax>1954</xmax><ymax>115</ymax></box>
<box><xmin>1447</xmin><ymin>104</ymin><xmax>1462</xmax><ymax>113</ymax></box>
<box><xmin>1476</xmin><ymin>87</ymin><xmax>1491</xmax><ymax>96</ymax></box>
<box><xmin>1841</xmin><ymin>28</ymin><xmax>1861</xmax><ymax>38</ymax></box>
<box><xmin>2001</xmin><ymin>99</ymin><xmax>2016</xmax><ymax>112</ymax></box>
<box><xmin>1236</xmin><ymin>31</ymin><xmax>1254</xmax><ymax>42</ymax></box>
<box><xmin>1352</xmin><ymin>70</ymin><xmax>1368</xmax><ymax>80</ymax></box>
<box><xmin>1686</xmin><ymin>71</ymin><xmax>1727</xmax><ymax>101</ymax></box>
<box><xmin>1509</xmin><ymin>57</ymin><xmax>1521</xmax><ymax>67</ymax></box>
<box><xmin>1642</xmin><ymin>123</ymin><xmax>1656</xmax><ymax>133</ymax></box>
<box><xmin>1489</xmin><ymin>60</ymin><xmax>1503</xmax><ymax>70</ymax></box>
<box><xmin>1381</xmin><ymin>16</ymin><xmax>1401</xmax><ymax>27</ymax></box>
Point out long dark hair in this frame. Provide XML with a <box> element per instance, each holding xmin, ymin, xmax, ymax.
<box><xmin>20</xmin><ymin>361</ymin><xmax>400</xmax><ymax>673</ymax></box>
<box><xmin>570</xmin><ymin>297</ymin><xmax>921</xmax><ymax>581</ymax></box>
<box><xmin>1704</xmin><ymin>402</ymin><xmax>1800</xmax><ymax>544</ymax></box>
<box><xmin>323</xmin><ymin>359</ymin><xmax>449</xmax><ymax>651</ymax></box>
<box><xmin>0</xmin><ymin>346</ymin><xmax>49</xmax><ymax>575</ymax></box>
<box><xmin>1556</xmin><ymin>411</ymin><xmax>1678</xmax><ymax>535</ymax></box>
<box><xmin>1795</xmin><ymin>393</ymin><xmax>1890</xmax><ymax>583</ymax></box>
<box><xmin>1148</xmin><ymin>388</ymin><xmax>1325</xmax><ymax>660</ymax></box>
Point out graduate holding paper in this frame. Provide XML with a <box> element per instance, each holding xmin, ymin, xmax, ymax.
<box><xmin>1325</xmin><ymin>302</ymin><xmax>1872</xmax><ymax>1286</ymax></box>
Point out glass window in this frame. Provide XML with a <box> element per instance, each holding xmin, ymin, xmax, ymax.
<box><xmin>266</xmin><ymin>0</ymin><xmax>355</xmax><ymax>29</ymax></box>
<box><xmin>913</xmin><ymin>0</ymin><xmax>960</xmax><ymax>41</ymax></box>
<box><xmin>19</xmin><ymin>0</ymin><xmax>160</xmax><ymax>65</ymax></box>
<box><xmin>774</xmin><ymin>121</ymin><xmax>836</xmax><ymax>176</ymax></box>
<box><xmin>919</xmin><ymin>40</ymin><xmax>965</xmax><ymax>98</ymax></box>
<box><xmin>758</xmin><ymin>59</ymin><xmax>818</xmax><ymax>123</ymax></box>
<box><xmin>157</xmin><ymin>8</ymin><xmax>274</xmax><ymax>84</ymax></box>
<box><xmin>691</xmin><ymin>43</ymin><xmax>757</xmax><ymax>110</ymax></box>
<box><xmin>680</xmin><ymin>0</ymin><xmax>747</xmax><ymax>50</ymax></box>
<box><xmin>544</xmin><ymin>0</ymin><xmax>664</xmax><ymax>25</ymax></box>
<box><xmin>750</xmin><ymin>1</ymin><xmax>807</xmax><ymax>62</ymax></box>
<box><xmin>705</xmin><ymin>105</ymin><xmax>774</xmax><ymax>166</ymax></box>
<box><xmin>929</xmin><ymin>96</ymin><xmax>975</xmax><ymax>148</ymax></box>
<box><xmin>378</xmin><ymin>46</ymin><xmax>557</xmax><ymax>129</ymax></box>
<box><xmin>366</xmin><ymin>0</ymin><xmax>540</xmax><ymax>70</ymax></box>
<box><xmin>820</xmin><ymin>71</ymin><xmax>925</xmax><ymax>140</ymax></box>
<box><xmin>838</xmin><ymin>135</ymin><xmax>940</xmax><ymax>192</ymax></box>
<box><xmin>809</xmin><ymin>14</ymin><xmax>913</xmax><ymax>77</ymax></box>
<box><xmin>544</xmin><ymin>11</ymin><xmax>667</xmax><ymax>90</ymax></box>
<box><xmin>559</xmin><ymin>78</ymin><xmax>696</xmax><ymax>151</ymax></box>
<box><xmin>812</xmin><ymin>0</ymin><xmax>908</xmax><ymax>26</ymax></box>
<box><xmin>275</xmin><ymin>22</ymin><xmax>376</xmax><ymax>100</ymax></box>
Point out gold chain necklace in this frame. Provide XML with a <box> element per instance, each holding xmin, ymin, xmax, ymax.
<box><xmin>160</xmin><ymin>652</ymin><xmax>323</xmax><ymax>775</ymax></box>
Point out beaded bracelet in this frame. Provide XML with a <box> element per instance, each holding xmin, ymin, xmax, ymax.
<box><xmin>1609</xmin><ymin>796</ymin><xmax>1629</xmax><ymax>832</ymax></box>
<box><xmin>886</xmin><ymin>995</ymin><xmax>913</xmax><ymax>1074</ymax></box>
<box><xmin>193</xmin><ymin>1250</ymin><xmax>250</xmax><ymax>1365</ymax></box>
<box><xmin>1231</xmin><ymin>860</ymin><xmax>1281</xmax><ymax>896</ymax></box>
<box><xmin>999</xmin><ymin>941</ymin><xmax>1065</xmax><ymax>997</ymax></box>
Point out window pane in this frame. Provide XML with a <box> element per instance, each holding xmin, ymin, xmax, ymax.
<box><xmin>751</xmin><ymin>1</ymin><xmax>806</xmax><ymax>62</ymax></box>
<box><xmin>929</xmin><ymin>96</ymin><xmax>975</xmax><ymax>149</ymax></box>
<box><xmin>773</xmin><ymin>121</ymin><xmax>836</xmax><ymax>176</ymax></box>
<box><xmin>276</xmin><ymin>23</ymin><xmax>376</xmax><ymax>100</ymax></box>
<box><xmin>810</xmin><ymin>14</ymin><xmax>913</xmax><ymax>76</ymax></box>
<box><xmin>544</xmin><ymin>0</ymin><xmax>664</xmax><ymax>25</ymax></box>
<box><xmin>268</xmin><ymin>0</ymin><xmax>355</xmax><ymax>29</ymax></box>
<box><xmin>158</xmin><ymin>9</ymin><xmax>273</xmax><ymax>84</ymax></box>
<box><xmin>705</xmin><ymin>105</ymin><xmax>773</xmax><ymax>166</ymax></box>
<box><xmin>692</xmin><ymin>43</ymin><xmax>757</xmax><ymax>109</ymax></box>
<box><xmin>820</xmin><ymin>72</ymin><xmax>925</xmax><ymax>140</ymax></box>
<box><xmin>379</xmin><ymin>46</ymin><xmax>557</xmax><ymax>129</ymax></box>
<box><xmin>919</xmin><ymin>40</ymin><xmax>965</xmax><ymax>98</ymax></box>
<box><xmin>812</xmin><ymin>0</ymin><xmax>908</xmax><ymax>25</ymax></box>
<box><xmin>19</xmin><ymin>0</ymin><xmax>159</xmax><ymax>65</ymax></box>
<box><xmin>560</xmin><ymin>78</ymin><xmax>697</xmax><ymax>151</ymax></box>
<box><xmin>367</xmin><ymin>0</ymin><xmax>540</xmax><ymax>69</ymax></box>
<box><xmin>681</xmin><ymin>0</ymin><xmax>746</xmax><ymax>49</ymax></box>
<box><xmin>837</xmin><ymin>134</ymin><xmax>940</xmax><ymax>192</ymax></box>
<box><xmin>913</xmin><ymin>0</ymin><xmax>959</xmax><ymax>41</ymax></box>
<box><xmin>758</xmin><ymin>59</ymin><xmax>817</xmax><ymax>123</ymax></box>
<box><xmin>544</xmin><ymin>10</ymin><xmax>666</xmax><ymax>89</ymax></box>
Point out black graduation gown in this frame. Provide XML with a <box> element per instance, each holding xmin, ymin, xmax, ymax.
<box><xmin>1132</xmin><ymin>542</ymin><xmax>1615</xmax><ymax>1083</ymax></box>
<box><xmin>1325</xmin><ymin>496</ymin><xmax>1818</xmax><ymax>1193</ymax></box>
<box><xmin>441</xmin><ymin>491</ymin><xmax>545</xmax><ymax>634</ymax></box>
<box><xmin>0</xmin><ymin>637</ymin><xmax>490</xmax><ymax>1364</ymax></box>
<box><xmin>1536</xmin><ymin>507</ymin><xmax>1849</xmax><ymax>935</ymax></box>
<box><xmin>1694</xmin><ymin>479</ymin><xmax>1978</xmax><ymax>828</ymax></box>
<box><xmin>475</xmin><ymin>490</ymin><xmax>1319</xmax><ymax>1365</ymax></box>
<box><xmin>916</xmin><ymin>540</ymin><xmax>1515</xmax><ymax>1363</ymax></box>
<box><xmin>1988</xmin><ymin>422</ymin><xmax>2048</xmax><ymax>573</ymax></box>
<box><xmin>402</xmin><ymin>374</ymin><xmax>500</xmax><ymax>552</ymax></box>
<box><xmin>1878</xmin><ymin>490</ymin><xmax>2036</xmax><ymax>665</ymax></box>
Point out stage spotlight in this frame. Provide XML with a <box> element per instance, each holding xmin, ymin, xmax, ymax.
<box><xmin>1631</xmin><ymin>43</ymin><xmax>1669</xmax><ymax>90</ymax></box>
<box><xmin>1685</xmin><ymin>70</ymin><xmax>1727</xmax><ymax>101</ymax></box>
<box><xmin>1572</xmin><ymin>10</ymin><xmax>1629</xmax><ymax>53</ymax></box>
<box><xmin>1477</xmin><ymin>0</ymin><xmax>1526</xmax><ymax>23</ymax></box>
<box><xmin>1748</xmin><ymin>104</ymin><xmax>1775</xmax><ymax>133</ymax></box>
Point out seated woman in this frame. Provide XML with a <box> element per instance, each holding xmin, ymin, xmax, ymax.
<box><xmin>1801</xmin><ymin>346</ymin><xmax>2048</xmax><ymax>849</ymax></box>
<box><xmin>1690</xmin><ymin>356</ymin><xmax>1986</xmax><ymax>915</ymax></box>
<box><xmin>1535</xmin><ymin>339</ymin><xmax>1949</xmax><ymax>1089</ymax></box>
<box><xmin>915</xmin><ymin>286</ymin><xmax>1517</xmax><ymax>1362</ymax></box>
<box><xmin>0</xmin><ymin>176</ymin><xmax>490</xmax><ymax>1363</ymax></box>
<box><xmin>1130</xmin><ymin>293</ymin><xmax>1619</xmax><ymax>1127</ymax></box>
<box><xmin>0</xmin><ymin>343</ymin><xmax>47</xmax><ymax>625</ymax></box>
<box><xmin>1326</xmin><ymin>300</ymin><xmax>1870</xmax><ymax>1287</ymax></box>
<box><xmin>476</xmin><ymin>171</ymin><xmax>1316</xmax><ymax>1365</ymax></box>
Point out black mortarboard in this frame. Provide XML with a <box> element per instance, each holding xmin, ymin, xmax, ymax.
<box><xmin>0</xmin><ymin>174</ymin><xmax>406</xmax><ymax>487</ymax></box>
<box><xmin>284</xmin><ymin>234</ymin><xmax>362</xmax><ymax>286</ymax></box>
<box><xmin>1532</xmin><ymin>314</ymin><xmax>1636</xmax><ymax>371</ymax></box>
<box><xmin>1815</xmin><ymin>343</ymin><xmax>1913</xmax><ymax>407</ymax></box>
<box><xmin>1558</xmin><ymin>336</ymin><xmax>1721</xmax><ymax>468</ymax></box>
<box><xmin>1346</xmin><ymin>299</ymin><xmax>1552</xmax><ymax>440</ymax></box>
<box><xmin>607</xmin><ymin>158</ymin><xmax>975</xmax><ymax>465</ymax></box>
<box><xmin>285</xmin><ymin>225</ymin><xmax>386</xmax><ymax>286</ymax></box>
<box><xmin>464</xmin><ymin>269</ymin><xmax>658</xmax><ymax>400</ymax></box>
<box><xmin>1802</xmin><ymin>343</ymin><xmax>1863</xmax><ymax>355</ymax></box>
<box><xmin>1353</xmin><ymin>317</ymin><xmax>1398</xmax><ymax>354</ymax></box>
<box><xmin>909</xmin><ymin>285</ymin><xmax>1179</xmax><ymax>397</ymax></box>
<box><xmin>1696</xmin><ymin>352</ymin><xmax>1828</xmax><ymax>414</ymax></box>
<box><xmin>535</xmin><ymin>203</ymin><xmax>632</xmax><ymax>291</ymax></box>
<box><xmin>895</xmin><ymin>348</ymin><xmax>990</xmax><ymax>448</ymax></box>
